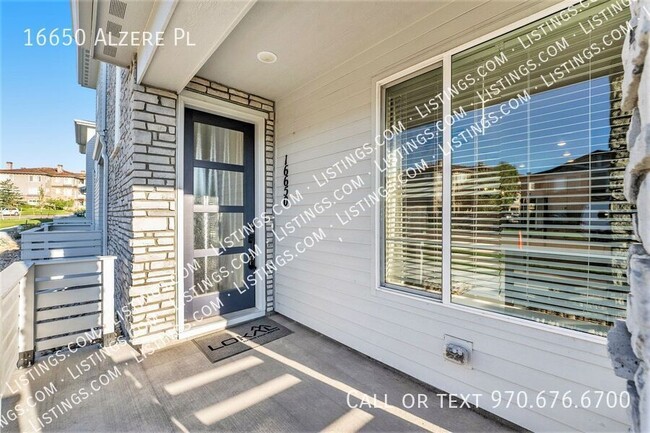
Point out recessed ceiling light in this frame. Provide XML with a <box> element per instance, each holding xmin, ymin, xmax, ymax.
<box><xmin>557</xmin><ymin>141</ymin><xmax>566</xmax><ymax>147</ymax></box>
<box><xmin>257</xmin><ymin>51</ymin><xmax>277</xmax><ymax>64</ymax></box>
<box><xmin>563</xmin><ymin>151</ymin><xmax>571</xmax><ymax>157</ymax></box>
<box><xmin>567</xmin><ymin>159</ymin><xmax>574</xmax><ymax>163</ymax></box>
<box><xmin>518</xmin><ymin>164</ymin><xmax>525</xmax><ymax>168</ymax></box>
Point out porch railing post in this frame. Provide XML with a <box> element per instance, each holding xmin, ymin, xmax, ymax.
<box><xmin>100</xmin><ymin>256</ymin><xmax>116</xmax><ymax>347</ymax></box>
<box><xmin>17</xmin><ymin>263</ymin><xmax>35</xmax><ymax>368</ymax></box>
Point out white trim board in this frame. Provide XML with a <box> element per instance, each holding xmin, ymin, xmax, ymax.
<box><xmin>176</xmin><ymin>91</ymin><xmax>268</xmax><ymax>340</ymax></box>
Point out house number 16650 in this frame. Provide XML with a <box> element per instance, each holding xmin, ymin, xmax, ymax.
<box><xmin>24</xmin><ymin>28</ymin><xmax>86</xmax><ymax>47</ymax></box>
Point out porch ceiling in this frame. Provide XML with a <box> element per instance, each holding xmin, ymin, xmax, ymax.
<box><xmin>197</xmin><ymin>1</ymin><xmax>451</xmax><ymax>100</ymax></box>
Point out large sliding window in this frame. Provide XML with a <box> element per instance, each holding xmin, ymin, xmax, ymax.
<box><xmin>381</xmin><ymin>0</ymin><xmax>634</xmax><ymax>336</ymax></box>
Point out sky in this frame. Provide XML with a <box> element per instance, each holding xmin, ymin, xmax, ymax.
<box><xmin>450</xmin><ymin>76</ymin><xmax>612</xmax><ymax>174</ymax></box>
<box><xmin>1</xmin><ymin>0</ymin><xmax>95</xmax><ymax>173</ymax></box>
<box><xmin>402</xmin><ymin>76</ymin><xmax>612</xmax><ymax>175</ymax></box>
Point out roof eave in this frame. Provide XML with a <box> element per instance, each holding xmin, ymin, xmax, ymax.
<box><xmin>74</xmin><ymin>119</ymin><xmax>96</xmax><ymax>151</ymax></box>
<box><xmin>72</xmin><ymin>0</ymin><xmax>100</xmax><ymax>89</ymax></box>
<box><xmin>78</xmin><ymin>47</ymin><xmax>100</xmax><ymax>89</ymax></box>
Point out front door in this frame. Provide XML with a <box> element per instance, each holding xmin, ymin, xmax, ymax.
<box><xmin>184</xmin><ymin>109</ymin><xmax>256</xmax><ymax>321</ymax></box>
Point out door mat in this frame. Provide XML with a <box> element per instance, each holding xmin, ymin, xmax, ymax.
<box><xmin>193</xmin><ymin>318</ymin><xmax>292</xmax><ymax>363</ymax></box>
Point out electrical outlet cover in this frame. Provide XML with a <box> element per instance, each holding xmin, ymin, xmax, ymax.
<box><xmin>443</xmin><ymin>334</ymin><xmax>473</xmax><ymax>369</ymax></box>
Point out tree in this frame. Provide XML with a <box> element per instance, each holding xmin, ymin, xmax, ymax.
<box><xmin>38</xmin><ymin>186</ymin><xmax>46</xmax><ymax>209</ymax></box>
<box><xmin>496</xmin><ymin>162</ymin><xmax>520</xmax><ymax>209</ymax></box>
<box><xmin>472</xmin><ymin>161</ymin><xmax>520</xmax><ymax>212</ymax></box>
<box><xmin>0</xmin><ymin>179</ymin><xmax>25</xmax><ymax>208</ymax></box>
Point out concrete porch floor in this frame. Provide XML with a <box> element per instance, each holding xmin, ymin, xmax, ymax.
<box><xmin>1</xmin><ymin>315</ymin><xmax>516</xmax><ymax>433</ymax></box>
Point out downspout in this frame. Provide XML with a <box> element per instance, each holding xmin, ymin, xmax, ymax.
<box><xmin>93</xmin><ymin>133</ymin><xmax>109</xmax><ymax>255</ymax></box>
<box><xmin>110</xmin><ymin>66</ymin><xmax>122</xmax><ymax>160</ymax></box>
<box><xmin>91</xmin><ymin>132</ymin><xmax>108</xmax><ymax>255</ymax></box>
<box><xmin>98</xmin><ymin>63</ymin><xmax>112</xmax><ymax>256</ymax></box>
<box><xmin>101</xmin><ymin>145</ymin><xmax>109</xmax><ymax>255</ymax></box>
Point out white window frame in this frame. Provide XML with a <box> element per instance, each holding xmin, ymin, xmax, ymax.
<box><xmin>371</xmin><ymin>0</ymin><xmax>608</xmax><ymax>343</ymax></box>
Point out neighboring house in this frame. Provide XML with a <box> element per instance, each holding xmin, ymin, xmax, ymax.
<box><xmin>73</xmin><ymin>1</ymin><xmax>635</xmax><ymax>431</ymax></box>
<box><xmin>0</xmin><ymin>162</ymin><xmax>86</xmax><ymax>208</ymax></box>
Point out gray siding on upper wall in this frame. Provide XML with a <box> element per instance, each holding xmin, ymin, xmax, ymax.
<box><xmin>273</xmin><ymin>0</ymin><xmax>628</xmax><ymax>431</ymax></box>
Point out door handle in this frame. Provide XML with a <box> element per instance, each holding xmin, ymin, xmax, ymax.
<box><xmin>248</xmin><ymin>253</ymin><xmax>257</xmax><ymax>270</ymax></box>
<box><xmin>247</xmin><ymin>233</ymin><xmax>256</xmax><ymax>270</ymax></box>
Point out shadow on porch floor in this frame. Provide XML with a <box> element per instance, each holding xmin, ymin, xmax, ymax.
<box><xmin>1</xmin><ymin>315</ymin><xmax>516</xmax><ymax>432</ymax></box>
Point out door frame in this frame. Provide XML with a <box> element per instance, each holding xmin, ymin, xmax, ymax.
<box><xmin>176</xmin><ymin>90</ymin><xmax>267</xmax><ymax>340</ymax></box>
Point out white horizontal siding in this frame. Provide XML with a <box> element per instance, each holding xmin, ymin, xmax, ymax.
<box><xmin>274</xmin><ymin>0</ymin><xmax>629</xmax><ymax>431</ymax></box>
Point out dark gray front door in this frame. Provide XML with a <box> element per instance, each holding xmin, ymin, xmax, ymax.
<box><xmin>184</xmin><ymin>109</ymin><xmax>256</xmax><ymax>321</ymax></box>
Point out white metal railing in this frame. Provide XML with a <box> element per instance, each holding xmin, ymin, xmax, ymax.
<box><xmin>0</xmin><ymin>256</ymin><xmax>115</xmax><ymax>384</ymax></box>
<box><xmin>21</xmin><ymin>222</ymin><xmax>101</xmax><ymax>260</ymax></box>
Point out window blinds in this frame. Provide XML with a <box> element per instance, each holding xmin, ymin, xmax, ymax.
<box><xmin>383</xmin><ymin>67</ymin><xmax>445</xmax><ymax>295</ymax></box>
<box><xmin>449</xmin><ymin>1</ymin><xmax>633</xmax><ymax>335</ymax></box>
<box><xmin>381</xmin><ymin>0</ymin><xmax>634</xmax><ymax>335</ymax></box>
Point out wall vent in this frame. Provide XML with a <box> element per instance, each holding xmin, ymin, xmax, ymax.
<box><xmin>106</xmin><ymin>20</ymin><xmax>122</xmax><ymax>37</ymax></box>
<box><xmin>103</xmin><ymin>45</ymin><xmax>118</xmax><ymax>58</ymax></box>
<box><xmin>108</xmin><ymin>0</ymin><xmax>127</xmax><ymax>18</ymax></box>
<box><xmin>103</xmin><ymin>21</ymin><xmax>121</xmax><ymax>57</ymax></box>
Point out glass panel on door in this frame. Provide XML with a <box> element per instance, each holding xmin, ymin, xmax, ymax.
<box><xmin>194</xmin><ymin>123</ymin><xmax>244</xmax><ymax>164</ymax></box>
<box><xmin>193</xmin><ymin>168</ymin><xmax>243</xmax><ymax>206</ymax></box>
<box><xmin>193</xmin><ymin>212</ymin><xmax>244</xmax><ymax>249</ymax></box>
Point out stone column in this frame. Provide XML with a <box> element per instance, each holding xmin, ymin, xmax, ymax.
<box><xmin>608</xmin><ymin>1</ymin><xmax>650</xmax><ymax>431</ymax></box>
